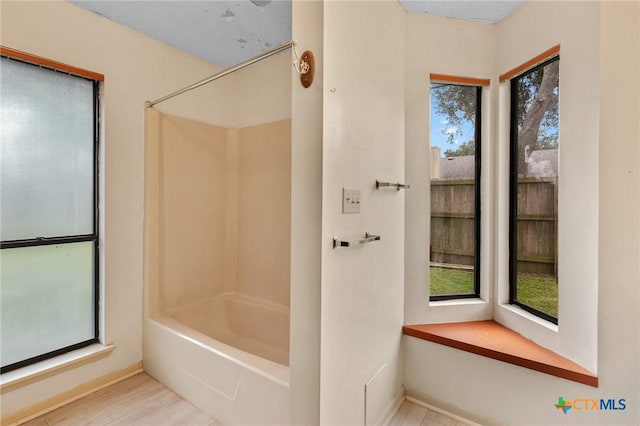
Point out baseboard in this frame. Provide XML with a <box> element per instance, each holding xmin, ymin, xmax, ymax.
<box><xmin>405</xmin><ymin>392</ymin><xmax>498</xmax><ymax>426</ymax></box>
<box><xmin>380</xmin><ymin>386</ymin><xmax>405</xmax><ymax>426</ymax></box>
<box><xmin>1</xmin><ymin>362</ymin><xmax>143</xmax><ymax>426</ymax></box>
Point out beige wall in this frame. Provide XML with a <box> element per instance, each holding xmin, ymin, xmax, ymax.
<box><xmin>0</xmin><ymin>0</ymin><xmax>227</xmax><ymax>417</ymax></box>
<box><xmin>232</xmin><ymin>54</ymin><xmax>292</xmax><ymax>129</ymax></box>
<box><xmin>597</xmin><ymin>1</ymin><xmax>640</xmax><ymax>424</ymax></box>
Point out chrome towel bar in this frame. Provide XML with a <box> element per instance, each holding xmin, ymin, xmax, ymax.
<box><xmin>375</xmin><ymin>180</ymin><xmax>410</xmax><ymax>190</ymax></box>
<box><xmin>333</xmin><ymin>232</ymin><xmax>381</xmax><ymax>249</ymax></box>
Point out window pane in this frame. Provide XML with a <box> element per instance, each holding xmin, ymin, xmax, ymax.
<box><xmin>511</xmin><ymin>58</ymin><xmax>559</xmax><ymax>320</ymax></box>
<box><xmin>429</xmin><ymin>83</ymin><xmax>479</xmax><ymax>298</ymax></box>
<box><xmin>0</xmin><ymin>242</ymin><xmax>95</xmax><ymax>368</ymax></box>
<box><xmin>0</xmin><ymin>57</ymin><xmax>94</xmax><ymax>241</ymax></box>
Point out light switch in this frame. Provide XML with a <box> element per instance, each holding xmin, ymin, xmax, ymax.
<box><xmin>342</xmin><ymin>188</ymin><xmax>360</xmax><ymax>214</ymax></box>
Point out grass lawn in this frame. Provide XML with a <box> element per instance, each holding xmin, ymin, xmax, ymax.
<box><xmin>429</xmin><ymin>267</ymin><xmax>558</xmax><ymax>318</ymax></box>
<box><xmin>516</xmin><ymin>273</ymin><xmax>558</xmax><ymax>318</ymax></box>
<box><xmin>429</xmin><ymin>267</ymin><xmax>475</xmax><ymax>296</ymax></box>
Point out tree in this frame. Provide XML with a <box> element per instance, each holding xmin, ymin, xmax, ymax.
<box><xmin>514</xmin><ymin>60</ymin><xmax>559</xmax><ymax>175</ymax></box>
<box><xmin>444</xmin><ymin>140</ymin><xmax>474</xmax><ymax>157</ymax></box>
<box><xmin>431</xmin><ymin>84</ymin><xmax>477</xmax><ymax>145</ymax></box>
<box><xmin>432</xmin><ymin>60</ymin><xmax>559</xmax><ymax>175</ymax></box>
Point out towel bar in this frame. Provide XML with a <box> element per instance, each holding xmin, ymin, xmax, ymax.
<box><xmin>333</xmin><ymin>232</ymin><xmax>381</xmax><ymax>249</ymax></box>
<box><xmin>375</xmin><ymin>180</ymin><xmax>410</xmax><ymax>191</ymax></box>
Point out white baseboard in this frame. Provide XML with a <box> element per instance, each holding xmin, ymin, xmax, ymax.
<box><xmin>1</xmin><ymin>362</ymin><xmax>143</xmax><ymax>426</ymax></box>
<box><xmin>380</xmin><ymin>386</ymin><xmax>406</xmax><ymax>426</ymax></box>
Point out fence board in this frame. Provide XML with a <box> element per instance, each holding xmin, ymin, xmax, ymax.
<box><xmin>430</xmin><ymin>178</ymin><xmax>557</xmax><ymax>274</ymax></box>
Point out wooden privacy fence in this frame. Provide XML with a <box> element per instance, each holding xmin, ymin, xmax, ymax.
<box><xmin>430</xmin><ymin>177</ymin><xmax>557</xmax><ymax>275</ymax></box>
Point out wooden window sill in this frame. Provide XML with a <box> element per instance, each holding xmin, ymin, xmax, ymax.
<box><xmin>403</xmin><ymin>320</ymin><xmax>597</xmax><ymax>387</ymax></box>
<box><xmin>0</xmin><ymin>344</ymin><xmax>115</xmax><ymax>394</ymax></box>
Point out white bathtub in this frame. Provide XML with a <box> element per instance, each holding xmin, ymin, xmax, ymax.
<box><xmin>168</xmin><ymin>293</ymin><xmax>289</xmax><ymax>366</ymax></box>
<box><xmin>143</xmin><ymin>293</ymin><xmax>290</xmax><ymax>425</ymax></box>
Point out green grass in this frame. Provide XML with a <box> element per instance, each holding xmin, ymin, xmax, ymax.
<box><xmin>429</xmin><ymin>267</ymin><xmax>558</xmax><ymax>318</ymax></box>
<box><xmin>429</xmin><ymin>267</ymin><xmax>474</xmax><ymax>296</ymax></box>
<box><xmin>516</xmin><ymin>273</ymin><xmax>558</xmax><ymax>318</ymax></box>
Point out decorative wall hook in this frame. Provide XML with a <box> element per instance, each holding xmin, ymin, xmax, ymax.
<box><xmin>292</xmin><ymin>41</ymin><xmax>315</xmax><ymax>88</ymax></box>
<box><xmin>291</xmin><ymin>42</ymin><xmax>309</xmax><ymax>74</ymax></box>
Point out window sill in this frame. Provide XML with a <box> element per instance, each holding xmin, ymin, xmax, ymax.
<box><xmin>0</xmin><ymin>343</ymin><xmax>115</xmax><ymax>394</ymax></box>
<box><xmin>403</xmin><ymin>320</ymin><xmax>597</xmax><ymax>387</ymax></box>
<box><xmin>429</xmin><ymin>298</ymin><xmax>486</xmax><ymax>307</ymax></box>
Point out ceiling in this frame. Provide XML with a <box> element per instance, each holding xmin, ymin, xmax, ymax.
<box><xmin>70</xmin><ymin>1</ymin><xmax>522</xmax><ymax>68</ymax></box>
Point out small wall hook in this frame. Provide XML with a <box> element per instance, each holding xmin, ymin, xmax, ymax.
<box><xmin>291</xmin><ymin>42</ymin><xmax>310</xmax><ymax>75</ymax></box>
<box><xmin>291</xmin><ymin>42</ymin><xmax>315</xmax><ymax>88</ymax></box>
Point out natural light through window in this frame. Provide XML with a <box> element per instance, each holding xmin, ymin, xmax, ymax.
<box><xmin>509</xmin><ymin>56</ymin><xmax>560</xmax><ymax>323</ymax></box>
<box><xmin>429</xmin><ymin>82</ymin><xmax>481</xmax><ymax>301</ymax></box>
<box><xmin>0</xmin><ymin>54</ymin><xmax>100</xmax><ymax>373</ymax></box>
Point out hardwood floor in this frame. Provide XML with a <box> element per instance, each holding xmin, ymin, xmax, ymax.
<box><xmin>389</xmin><ymin>400</ymin><xmax>473</xmax><ymax>426</ymax></box>
<box><xmin>22</xmin><ymin>373</ymin><xmax>471</xmax><ymax>426</ymax></box>
<box><xmin>22</xmin><ymin>373</ymin><xmax>220</xmax><ymax>426</ymax></box>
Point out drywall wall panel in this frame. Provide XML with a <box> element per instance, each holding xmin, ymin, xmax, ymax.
<box><xmin>321</xmin><ymin>1</ymin><xmax>405</xmax><ymax>424</ymax></box>
<box><xmin>404</xmin><ymin>12</ymin><xmax>496</xmax><ymax>325</ymax></box>
<box><xmin>596</xmin><ymin>1</ymin><xmax>640</xmax><ymax>425</ymax></box>
<box><xmin>494</xmin><ymin>0</ymin><xmax>600</xmax><ymax>373</ymax></box>
<box><xmin>289</xmin><ymin>1</ymin><xmax>324</xmax><ymax>423</ymax></box>
<box><xmin>232</xmin><ymin>53</ymin><xmax>292</xmax><ymax>129</ymax></box>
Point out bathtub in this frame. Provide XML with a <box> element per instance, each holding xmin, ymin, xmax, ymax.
<box><xmin>143</xmin><ymin>293</ymin><xmax>290</xmax><ymax>425</ymax></box>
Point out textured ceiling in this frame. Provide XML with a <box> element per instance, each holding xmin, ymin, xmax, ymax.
<box><xmin>399</xmin><ymin>1</ymin><xmax>522</xmax><ymax>23</ymax></box>
<box><xmin>70</xmin><ymin>0</ymin><xmax>293</xmax><ymax>67</ymax></box>
<box><xmin>70</xmin><ymin>1</ymin><xmax>522</xmax><ymax>68</ymax></box>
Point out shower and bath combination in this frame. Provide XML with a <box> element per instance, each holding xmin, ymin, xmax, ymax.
<box><xmin>143</xmin><ymin>41</ymin><xmax>312</xmax><ymax>426</ymax></box>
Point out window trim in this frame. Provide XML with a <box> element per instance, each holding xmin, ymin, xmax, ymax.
<box><xmin>0</xmin><ymin>46</ymin><xmax>104</xmax><ymax>81</ymax></box>
<box><xmin>429</xmin><ymin>82</ymin><xmax>483</xmax><ymax>301</ymax></box>
<box><xmin>499</xmin><ymin>45</ymin><xmax>560</xmax><ymax>82</ymax></box>
<box><xmin>508</xmin><ymin>55</ymin><xmax>560</xmax><ymax>325</ymax></box>
<box><xmin>0</xmin><ymin>52</ymin><xmax>101</xmax><ymax>374</ymax></box>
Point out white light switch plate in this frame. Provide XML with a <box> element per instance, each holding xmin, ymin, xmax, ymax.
<box><xmin>342</xmin><ymin>188</ymin><xmax>360</xmax><ymax>214</ymax></box>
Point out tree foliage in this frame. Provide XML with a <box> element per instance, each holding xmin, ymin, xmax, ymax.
<box><xmin>431</xmin><ymin>84</ymin><xmax>476</xmax><ymax>145</ymax></box>
<box><xmin>432</xmin><ymin>59</ymin><xmax>559</xmax><ymax>174</ymax></box>
<box><xmin>444</xmin><ymin>140</ymin><xmax>475</xmax><ymax>157</ymax></box>
<box><xmin>514</xmin><ymin>60</ymin><xmax>559</xmax><ymax>174</ymax></box>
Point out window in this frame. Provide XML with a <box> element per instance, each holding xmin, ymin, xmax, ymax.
<box><xmin>429</xmin><ymin>80</ymin><xmax>482</xmax><ymax>301</ymax></box>
<box><xmin>509</xmin><ymin>56</ymin><xmax>559</xmax><ymax>324</ymax></box>
<box><xmin>0</xmin><ymin>50</ymin><xmax>101</xmax><ymax>373</ymax></box>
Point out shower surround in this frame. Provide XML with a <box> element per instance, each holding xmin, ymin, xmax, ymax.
<box><xmin>144</xmin><ymin>108</ymin><xmax>291</xmax><ymax>425</ymax></box>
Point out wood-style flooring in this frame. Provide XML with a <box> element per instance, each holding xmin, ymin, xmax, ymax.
<box><xmin>22</xmin><ymin>373</ymin><xmax>220</xmax><ymax>426</ymax></box>
<box><xmin>389</xmin><ymin>400</ymin><xmax>473</xmax><ymax>426</ymax></box>
<box><xmin>22</xmin><ymin>373</ymin><xmax>472</xmax><ymax>426</ymax></box>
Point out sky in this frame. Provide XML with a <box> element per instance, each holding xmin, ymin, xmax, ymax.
<box><xmin>429</xmin><ymin>93</ymin><xmax>475</xmax><ymax>157</ymax></box>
